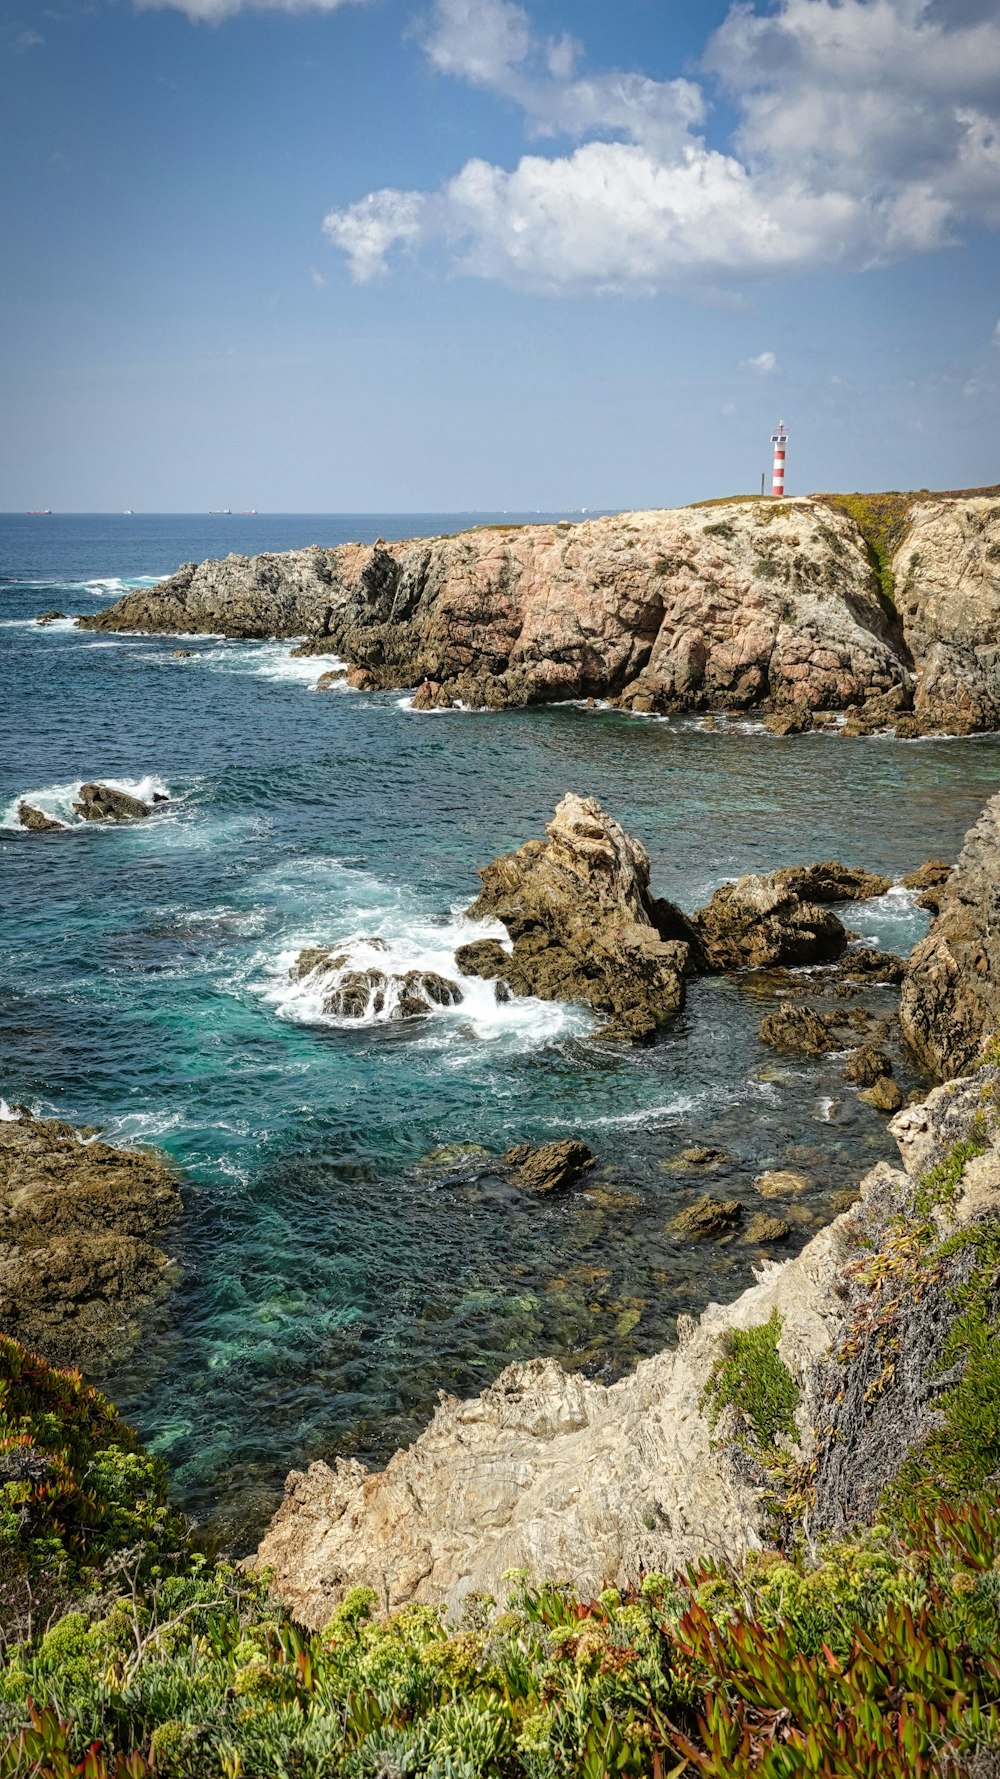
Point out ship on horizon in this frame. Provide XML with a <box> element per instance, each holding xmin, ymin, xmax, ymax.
<box><xmin>26</xmin><ymin>508</ymin><xmax>52</xmax><ymax>516</ymax></box>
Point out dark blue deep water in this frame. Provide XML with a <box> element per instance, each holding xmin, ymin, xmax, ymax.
<box><xmin>4</xmin><ymin>512</ymin><xmax>1000</xmax><ymax>1546</ymax></box>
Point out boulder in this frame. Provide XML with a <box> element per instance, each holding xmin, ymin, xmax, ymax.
<box><xmin>842</xmin><ymin>1046</ymin><xmax>894</xmax><ymax>1087</ymax></box>
<box><xmin>35</xmin><ymin>609</ymin><xmax>66</xmax><ymax>624</ymax></box>
<box><xmin>743</xmin><ymin>1212</ymin><xmax>792</xmax><ymax>1243</ymax></box>
<box><xmin>502</xmin><ymin>1140</ymin><xmax>594</xmax><ymax>1194</ymax></box>
<box><xmin>833</xmin><ymin>946</ymin><xmax>905</xmax><ymax>983</ymax></box>
<box><xmin>73</xmin><ymin>782</ymin><xmax>154</xmax><ymax>822</ymax></box>
<box><xmin>859</xmin><ymin>1076</ymin><xmax>904</xmax><ymax>1113</ymax></box>
<box><xmin>315</xmin><ymin>667</ymin><xmax>348</xmax><ymax>689</ymax></box>
<box><xmin>692</xmin><ymin>873</ymin><xmax>847</xmax><ymax>972</ymax></box>
<box><xmin>17</xmin><ymin>802</ymin><xmax>65</xmax><ymax>833</ymax></box>
<box><xmin>454</xmin><ymin>939</ymin><xmax>511</xmax><ymax>980</ymax></box>
<box><xmin>771</xmin><ymin>862</ymin><xmax>891</xmax><ymax>904</ymax></box>
<box><xmin>764</xmin><ymin>704</ymin><xmax>812</xmax><ymax>736</ymax></box>
<box><xmin>755</xmin><ymin>1169</ymin><xmax>810</xmax><ymax>1198</ymax></box>
<box><xmin>900</xmin><ymin>790</ymin><xmax>1000</xmax><ymax>1078</ymax></box>
<box><xmin>902</xmin><ymin>860</ymin><xmax>951</xmax><ymax>892</ymax></box>
<box><xmin>758</xmin><ymin>1006</ymin><xmax>838</xmax><ymax>1055</ymax></box>
<box><xmin>468</xmin><ymin>793</ymin><xmax>693</xmax><ymax>1040</ymax></box>
<box><xmin>0</xmin><ymin>1112</ymin><xmax>182</xmax><ymax>1373</ymax></box>
<box><xmin>668</xmin><ymin>1196</ymin><xmax>744</xmax><ymax>1240</ymax></box>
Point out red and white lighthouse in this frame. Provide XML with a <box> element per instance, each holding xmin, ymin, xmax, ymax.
<box><xmin>770</xmin><ymin>421</ymin><xmax>788</xmax><ymax>497</ymax></box>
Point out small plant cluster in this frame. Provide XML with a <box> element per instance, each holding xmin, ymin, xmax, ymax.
<box><xmin>817</xmin><ymin>491</ymin><xmax>915</xmax><ymax>613</ymax></box>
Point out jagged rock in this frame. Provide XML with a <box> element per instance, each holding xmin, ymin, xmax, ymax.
<box><xmin>764</xmin><ymin>703</ymin><xmax>812</xmax><ymax>736</ymax></box>
<box><xmin>859</xmin><ymin>1076</ymin><xmax>904</xmax><ymax>1113</ymax></box>
<box><xmin>912</xmin><ymin>641</ymin><xmax>1000</xmax><ymax>734</ymax></box>
<box><xmin>743</xmin><ymin>1212</ymin><xmax>792</xmax><ymax>1243</ymax></box>
<box><xmin>692</xmin><ymin>874</ymin><xmax>847</xmax><ymax>972</ymax></box>
<box><xmin>755</xmin><ymin>1169</ymin><xmax>810</xmax><ymax>1198</ymax></box>
<box><xmin>73</xmin><ymin>782</ymin><xmax>154</xmax><ymax>822</ymax></box>
<box><xmin>410</xmin><ymin>680</ymin><xmax>455</xmax><ymax>710</ymax></box>
<box><xmin>468</xmin><ymin>794</ymin><xmax>692</xmax><ymax>1041</ymax></box>
<box><xmin>771</xmin><ymin>862</ymin><xmax>891</xmax><ymax>904</ymax></box>
<box><xmin>454</xmin><ymin>939</ymin><xmax>510</xmax><ymax>979</ymax></box>
<box><xmin>903</xmin><ymin>860</ymin><xmax>951</xmax><ymax>892</ymax></box>
<box><xmin>668</xmin><ymin>1196</ymin><xmax>744</xmax><ymax>1240</ymax></box>
<box><xmin>258</xmin><ymin>1061</ymin><xmax>1000</xmax><ymax>1624</ymax></box>
<box><xmin>502</xmin><ymin>1140</ymin><xmax>594</xmax><ymax>1194</ymax></box>
<box><xmin>843</xmin><ymin>1046</ymin><xmax>894</xmax><ymax>1087</ymax></box>
<box><xmin>758</xmin><ymin>1006</ymin><xmax>839</xmax><ymax>1055</ymax></box>
<box><xmin>35</xmin><ymin>609</ymin><xmax>66</xmax><ymax>624</ymax></box>
<box><xmin>0</xmin><ymin>1112</ymin><xmax>182</xmax><ymax>1373</ymax></box>
<box><xmin>17</xmin><ymin>802</ymin><xmax>65</xmax><ymax>833</ymax></box>
<box><xmin>289</xmin><ymin>946</ymin><xmax>461</xmax><ymax>1018</ymax></box>
<box><xmin>900</xmin><ymin>791</ymin><xmax>1000</xmax><ymax>1078</ymax></box>
<box><xmin>315</xmin><ymin>667</ymin><xmax>347</xmax><ymax>689</ymax></box>
<box><xmin>833</xmin><ymin>946</ymin><xmax>905</xmax><ymax>983</ymax></box>
<box><xmin>841</xmin><ymin>685</ymin><xmax>913</xmax><ymax>736</ymax></box>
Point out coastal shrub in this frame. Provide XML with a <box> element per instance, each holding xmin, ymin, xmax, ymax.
<box><xmin>700</xmin><ymin>1312</ymin><xmax>799</xmax><ymax>1458</ymax></box>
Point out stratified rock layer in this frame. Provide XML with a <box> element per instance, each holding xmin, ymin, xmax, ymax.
<box><xmin>0</xmin><ymin>1113</ymin><xmax>182</xmax><ymax>1372</ymax></box>
<box><xmin>256</xmin><ymin>1058</ymin><xmax>1000</xmax><ymax>1625</ymax></box>
<box><xmin>901</xmin><ymin>789</ymin><xmax>1000</xmax><ymax>1077</ymax></box>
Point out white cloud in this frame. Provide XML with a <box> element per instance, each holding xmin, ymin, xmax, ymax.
<box><xmin>11</xmin><ymin>27</ymin><xmax>43</xmax><ymax>51</ymax></box>
<box><xmin>993</xmin><ymin>318</ymin><xmax>1000</xmax><ymax>344</ymax></box>
<box><xmin>743</xmin><ymin>351</ymin><xmax>779</xmax><ymax>374</ymax></box>
<box><xmin>134</xmin><ymin>0</ymin><xmax>363</xmax><ymax>20</ymax></box>
<box><xmin>323</xmin><ymin>0</ymin><xmax>1000</xmax><ymax>293</ymax></box>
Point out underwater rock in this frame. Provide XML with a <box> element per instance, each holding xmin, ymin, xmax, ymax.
<box><xmin>661</xmin><ymin>1145</ymin><xmax>729</xmax><ymax>1172</ymax></box>
<box><xmin>842</xmin><ymin>1046</ymin><xmax>894</xmax><ymax>1088</ymax></box>
<box><xmin>900</xmin><ymin>790</ymin><xmax>1000</xmax><ymax>1078</ymax></box>
<box><xmin>668</xmin><ymin>1196</ymin><xmax>744</xmax><ymax>1240</ymax></box>
<box><xmin>502</xmin><ymin>1140</ymin><xmax>594</xmax><ymax>1194</ymax></box>
<box><xmin>17</xmin><ymin>802</ymin><xmax>65</xmax><ymax>833</ymax></box>
<box><xmin>859</xmin><ymin>1076</ymin><xmax>904</xmax><ymax>1113</ymax></box>
<box><xmin>468</xmin><ymin>793</ymin><xmax>692</xmax><ymax>1042</ymax></box>
<box><xmin>755</xmin><ymin>1169</ymin><xmax>810</xmax><ymax>1198</ymax></box>
<box><xmin>0</xmin><ymin>1111</ymin><xmax>182</xmax><ymax>1373</ymax></box>
<box><xmin>758</xmin><ymin>1005</ymin><xmax>839</xmax><ymax>1055</ymax></box>
<box><xmin>692</xmin><ymin>873</ymin><xmax>847</xmax><ymax>972</ymax></box>
<box><xmin>743</xmin><ymin>1212</ymin><xmax>792</xmax><ymax>1243</ymax></box>
<box><xmin>73</xmin><ymin>782</ymin><xmax>155</xmax><ymax>822</ymax></box>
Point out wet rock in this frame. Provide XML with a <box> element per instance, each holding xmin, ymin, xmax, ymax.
<box><xmin>662</xmin><ymin>1145</ymin><xmax>728</xmax><ymax>1172</ymax></box>
<box><xmin>502</xmin><ymin>1140</ymin><xmax>594</xmax><ymax>1194</ymax></box>
<box><xmin>469</xmin><ymin>793</ymin><xmax>693</xmax><ymax>1041</ymax></box>
<box><xmin>902</xmin><ymin>860</ymin><xmax>951</xmax><ymax>892</ymax></box>
<box><xmin>764</xmin><ymin>703</ymin><xmax>812</xmax><ymax>736</ymax></box>
<box><xmin>692</xmin><ymin>873</ymin><xmax>847</xmax><ymax>972</ymax></box>
<box><xmin>842</xmin><ymin>1046</ymin><xmax>894</xmax><ymax>1087</ymax></box>
<box><xmin>833</xmin><ymin>946</ymin><xmax>905</xmax><ymax>984</ymax></box>
<box><xmin>315</xmin><ymin>667</ymin><xmax>348</xmax><ymax>689</ymax></box>
<box><xmin>755</xmin><ymin>1169</ymin><xmax>810</xmax><ymax>1198</ymax></box>
<box><xmin>17</xmin><ymin>802</ymin><xmax>65</xmax><ymax>833</ymax></box>
<box><xmin>743</xmin><ymin>1212</ymin><xmax>792</xmax><ymax>1243</ymax></box>
<box><xmin>35</xmin><ymin>609</ymin><xmax>66</xmax><ymax>624</ymax></box>
<box><xmin>415</xmin><ymin>1144</ymin><xmax>491</xmax><ymax>1176</ymax></box>
<box><xmin>171</xmin><ymin>648</ymin><xmax>195</xmax><ymax>658</ymax></box>
<box><xmin>859</xmin><ymin>1076</ymin><xmax>905</xmax><ymax>1113</ymax></box>
<box><xmin>324</xmin><ymin>967</ymin><xmax>463</xmax><ymax>1020</ymax></box>
<box><xmin>668</xmin><ymin>1196</ymin><xmax>744</xmax><ymax>1240</ymax></box>
<box><xmin>758</xmin><ymin>1005</ymin><xmax>838</xmax><ymax>1055</ymax></box>
<box><xmin>0</xmin><ymin>1111</ymin><xmax>182</xmax><ymax>1373</ymax></box>
<box><xmin>73</xmin><ymin>781</ymin><xmax>154</xmax><ymax>822</ymax></box>
<box><xmin>900</xmin><ymin>791</ymin><xmax>1000</xmax><ymax>1078</ymax></box>
<box><xmin>841</xmin><ymin>685</ymin><xmax>913</xmax><ymax>736</ymax></box>
<box><xmin>771</xmin><ymin>862</ymin><xmax>892</xmax><ymax>904</ymax></box>
<box><xmin>410</xmin><ymin>680</ymin><xmax>454</xmax><ymax>711</ymax></box>
<box><xmin>454</xmin><ymin>939</ymin><xmax>511</xmax><ymax>979</ymax></box>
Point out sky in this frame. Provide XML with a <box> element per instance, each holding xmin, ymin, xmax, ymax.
<box><xmin>0</xmin><ymin>0</ymin><xmax>998</xmax><ymax>511</ymax></box>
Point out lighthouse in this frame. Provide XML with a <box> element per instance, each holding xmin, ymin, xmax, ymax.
<box><xmin>770</xmin><ymin>421</ymin><xmax>788</xmax><ymax>497</ymax></box>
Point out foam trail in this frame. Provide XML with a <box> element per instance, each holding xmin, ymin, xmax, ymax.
<box><xmin>0</xmin><ymin>1099</ymin><xmax>22</xmax><ymax>1121</ymax></box>
<box><xmin>203</xmin><ymin>642</ymin><xmax>351</xmax><ymax>688</ymax></box>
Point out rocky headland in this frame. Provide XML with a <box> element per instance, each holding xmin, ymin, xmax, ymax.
<box><xmin>0</xmin><ymin>1110</ymin><xmax>182</xmax><ymax>1373</ymax></box>
<box><xmin>901</xmin><ymin>787</ymin><xmax>1000</xmax><ymax>1078</ymax></box>
<box><xmin>78</xmin><ymin>489</ymin><xmax>1000</xmax><ymax>733</ymax></box>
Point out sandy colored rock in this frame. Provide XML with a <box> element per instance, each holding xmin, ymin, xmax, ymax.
<box><xmin>668</xmin><ymin>1197</ymin><xmax>744</xmax><ymax>1239</ymax></box>
<box><xmin>0</xmin><ymin>1112</ymin><xmax>182</xmax><ymax>1372</ymax></box>
<box><xmin>842</xmin><ymin>1046</ymin><xmax>894</xmax><ymax>1087</ymax></box>
<box><xmin>758</xmin><ymin>1005</ymin><xmax>838</xmax><ymax>1055</ymax></box>
<box><xmin>755</xmin><ymin>1169</ymin><xmax>810</xmax><ymax>1198</ymax></box>
<box><xmin>692</xmin><ymin>873</ymin><xmax>846</xmax><ymax>972</ymax></box>
<box><xmin>902</xmin><ymin>860</ymin><xmax>951</xmax><ymax>892</ymax></box>
<box><xmin>468</xmin><ymin>793</ymin><xmax>692</xmax><ymax>1040</ymax></box>
<box><xmin>662</xmin><ymin>1145</ymin><xmax>728</xmax><ymax>1172</ymax></box>
<box><xmin>772</xmin><ymin>862</ymin><xmax>891</xmax><ymax>903</ymax></box>
<box><xmin>315</xmin><ymin>667</ymin><xmax>347</xmax><ymax>689</ymax></box>
<box><xmin>743</xmin><ymin>1212</ymin><xmax>792</xmax><ymax>1243</ymax></box>
<box><xmin>17</xmin><ymin>802</ymin><xmax>65</xmax><ymax>833</ymax></box>
<box><xmin>900</xmin><ymin>790</ymin><xmax>1000</xmax><ymax>1078</ymax></box>
<box><xmin>502</xmin><ymin>1140</ymin><xmax>594</xmax><ymax>1194</ymax></box>
<box><xmin>859</xmin><ymin>1077</ymin><xmax>904</xmax><ymax>1113</ymax></box>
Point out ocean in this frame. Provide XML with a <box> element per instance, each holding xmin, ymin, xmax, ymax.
<box><xmin>4</xmin><ymin>511</ymin><xmax>1000</xmax><ymax>1546</ymax></box>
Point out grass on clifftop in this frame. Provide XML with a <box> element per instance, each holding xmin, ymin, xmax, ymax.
<box><xmin>5</xmin><ymin>1340</ymin><xmax>1000</xmax><ymax>1776</ymax></box>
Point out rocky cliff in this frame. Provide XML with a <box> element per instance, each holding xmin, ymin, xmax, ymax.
<box><xmin>255</xmin><ymin>1040</ymin><xmax>1000</xmax><ymax>1625</ymax></box>
<box><xmin>901</xmin><ymin>788</ymin><xmax>1000</xmax><ymax>1079</ymax></box>
<box><xmin>77</xmin><ymin>492</ymin><xmax>1000</xmax><ymax>729</ymax></box>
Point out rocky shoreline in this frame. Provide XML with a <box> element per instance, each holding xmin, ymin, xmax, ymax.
<box><xmin>77</xmin><ymin>490</ymin><xmax>1000</xmax><ymax>734</ymax></box>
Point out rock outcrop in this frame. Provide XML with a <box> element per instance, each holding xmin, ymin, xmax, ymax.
<box><xmin>256</xmin><ymin>1051</ymin><xmax>1000</xmax><ymax>1624</ymax></box>
<box><xmin>692</xmin><ymin>874</ymin><xmax>847</xmax><ymax>972</ymax></box>
<box><xmin>467</xmin><ymin>793</ymin><xmax>693</xmax><ymax>1041</ymax></box>
<box><xmin>290</xmin><ymin>948</ymin><xmax>466</xmax><ymax>1020</ymax></box>
<box><xmin>73</xmin><ymin>782</ymin><xmax>157</xmax><ymax>822</ymax></box>
<box><xmin>502</xmin><ymin>1140</ymin><xmax>594</xmax><ymax>1194</ymax></box>
<box><xmin>895</xmin><ymin>498</ymin><xmax>1000</xmax><ymax>733</ymax></box>
<box><xmin>0</xmin><ymin>1111</ymin><xmax>182</xmax><ymax>1372</ymax></box>
<box><xmin>901</xmin><ymin>789</ymin><xmax>1000</xmax><ymax>1078</ymax></box>
<box><xmin>17</xmin><ymin>802</ymin><xmax>65</xmax><ymax>833</ymax></box>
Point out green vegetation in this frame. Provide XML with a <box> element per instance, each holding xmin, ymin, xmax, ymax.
<box><xmin>701</xmin><ymin>1312</ymin><xmax>800</xmax><ymax>1458</ymax></box>
<box><xmin>816</xmin><ymin>491</ymin><xmax>917</xmax><ymax>615</ymax></box>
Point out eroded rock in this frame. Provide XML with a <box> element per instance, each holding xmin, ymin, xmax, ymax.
<box><xmin>692</xmin><ymin>874</ymin><xmax>847</xmax><ymax>972</ymax></box>
<box><xmin>502</xmin><ymin>1140</ymin><xmax>594</xmax><ymax>1194</ymax></box>
<box><xmin>900</xmin><ymin>790</ymin><xmax>1000</xmax><ymax>1077</ymax></box>
<box><xmin>758</xmin><ymin>1006</ymin><xmax>838</xmax><ymax>1055</ymax></box>
<box><xmin>73</xmin><ymin>782</ymin><xmax>154</xmax><ymax>822</ymax></box>
<box><xmin>842</xmin><ymin>1046</ymin><xmax>894</xmax><ymax>1087</ymax></box>
<box><xmin>668</xmin><ymin>1196</ymin><xmax>744</xmax><ymax>1240</ymax></box>
<box><xmin>17</xmin><ymin>802</ymin><xmax>65</xmax><ymax>833</ymax></box>
<box><xmin>771</xmin><ymin>862</ymin><xmax>891</xmax><ymax>904</ymax></box>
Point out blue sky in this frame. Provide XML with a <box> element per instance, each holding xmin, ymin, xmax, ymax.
<box><xmin>1</xmin><ymin>0</ymin><xmax>998</xmax><ymax>510</ymax></box>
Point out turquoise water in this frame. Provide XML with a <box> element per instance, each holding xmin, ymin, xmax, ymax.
<box><xmin>3</xmin><ymin>513</ymin><xmax>1000</xmax><ymax>1546</ymax></box>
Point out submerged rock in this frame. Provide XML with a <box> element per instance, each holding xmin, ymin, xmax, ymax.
<box><xmin>468</xmin><ymin>793</ymin><xmax>693</xmax><ymax>1042</ymax></box>
<box><xmin>900</xmin><ymin>790</ymin><xmax>1000</xmax><ymax>1077</ymax></box>
<box><xmin>502</xmin><ymin>1140</ymin><xmax>594</xmax><ymax>1194</ymax></box>
<box><xmin>755</xmin><ymin>1169</ymin><xmax>810</xmax><ymax>1198</ymax></box>
<box><xmin>842</xmin><ymin>1046</ymin><xmax>894</xmax><ymax>1087</ymax></box>
<box><xmin>743</xmin><ymin>1212</ymin><xmax>792</xmax><ymax>1243</ymax></box>
<box><xmin>290</xmin><ymin>947</ymin><xmax>464</xmax><ymax>1020</ymax></box>
<box><xmin>692</xmin><ymin>873</ymin><xmax>847</xmax><ymax>972</ymax></box>
<box><xmin>73</xmin><ymin>781</ymin><xmax>155</xmax><ymax>822</ymax></box>
<box><xmin>0</xmin><ymin>1111</ymin><xmax>182</xmax><ymax>1373</ymax></box>
<box><xmin>17</xmin><ymin>802</ymin><xmax>65</xmax><ymax>833</ymax></box>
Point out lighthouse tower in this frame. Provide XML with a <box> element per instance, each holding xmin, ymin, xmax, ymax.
<box><xmin>770</xmin><ymin>421</ymin><xmax>788</xmax><ymax>497</ymax></box>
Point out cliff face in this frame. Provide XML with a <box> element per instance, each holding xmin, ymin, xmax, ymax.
<box><xmin>254</xmin><ymin>1055</ymin><xmax>1000</xmax><ymax>1625</ymax></box>
<box><xmin>80</xmin><ymin>499</ymin><xmax>913</xmax><ymax>715</ymax></box>
<box><xmin>894</xmin><ymin>498</ymin><xmax>1000</xmax><ymax>731</ymax></box>
<box><xmin>901</xmin><ymin>788</ymin><xmax>1000</xmax><ymax>1079</ymax></box>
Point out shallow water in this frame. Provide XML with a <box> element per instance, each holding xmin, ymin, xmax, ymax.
<box><xmin>3</xmin><ymin>512</ymin><xmax>999</xmax><ymax>1545</ymax></box>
